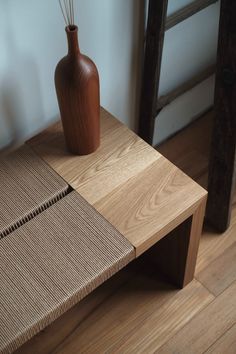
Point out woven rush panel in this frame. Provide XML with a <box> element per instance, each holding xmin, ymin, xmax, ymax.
<box><xmin>0</xmin><ymin>191</ymin><xmax>135</xmax><ymax>353</ymax></box>
<box><xmin>0</xmin><ymin>145</ymin><xmax>69</xmax><ymax>238</ymax></box>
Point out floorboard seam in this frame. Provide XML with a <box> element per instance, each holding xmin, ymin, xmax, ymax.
<box><xmin>50</xmin><ymin>272</ymin><xmax>137</xmax><ymax>353</ymax></box>
<box><xmin>202</xmin><ymin>321</ymin><xmax>236</xmax><ymax>354</ymax></box>
<box><xmin>155</xmin><ymin>293</ymin><xmax>215</xmax><ymax>353</ymax></box>
<box><xmin>194</xmin><ymin>277</ymin><xmax>217</xmax><ymax>298</ymax></box>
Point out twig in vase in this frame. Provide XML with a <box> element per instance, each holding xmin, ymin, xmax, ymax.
<box><xmin>59</xmin><ymin>0</ymin><xmax>75</xmax><ymax>27</ymax></box>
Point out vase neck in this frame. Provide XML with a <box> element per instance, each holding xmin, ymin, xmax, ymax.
<box><xmin>66</xmin><ymin>25</ymin><xmax>80</xmax><ymax>57</ymax></box>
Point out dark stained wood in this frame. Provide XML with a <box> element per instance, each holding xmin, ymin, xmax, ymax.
<box><xmin>138</xmin><ymin>0</ymin><xmax>168</xmax><ymax>144</ymax></box>
<box><xmin>165</xmin><ymin>0</ymin><xmax>218</xmax><ymax>31</ymax></box>
<box><xmin>206</xmin><ymin>0</ymin><xmax>236</xmax><ymax>232</ymax></box>
<box><xmin>55</xmin><ymin>25</ymin><xmax>100</xmax><ymax>155</ymax></box>
<box><xmin>156</xmin><ymin>65</ymin><xmax>215</xmax><ymax>111</ymax></box>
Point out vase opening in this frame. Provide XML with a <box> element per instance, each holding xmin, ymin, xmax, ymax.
<box><xmin>66</xmin><ymin>25</ymin><xmax>77</xmax><ymax>32</ymax></box>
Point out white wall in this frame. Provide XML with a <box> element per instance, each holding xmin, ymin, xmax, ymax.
<box><xmin>0</xmin><ymin>0</ymin><xmax>144</xmax><ymax>149</ymax></box>
<box><xmin>153</xmin><ymin>0</ymin><xmax>220</xmax><ymax>145</ymax></box>
<box><xmin>0</xmin><ymin>0</ymin><xmax>220</xmax><ymax>150</ymax></box>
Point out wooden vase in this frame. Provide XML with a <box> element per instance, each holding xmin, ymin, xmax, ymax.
<box><xmin>55</xmin><ymin>25</ymin><xmax>100</xmax><ymax>155</ymax></box>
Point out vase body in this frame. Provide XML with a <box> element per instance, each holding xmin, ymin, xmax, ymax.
<box><xmin>55</xmin><ymin>26</ymin><xmax>100</xmax><ymax>155</ymax></box>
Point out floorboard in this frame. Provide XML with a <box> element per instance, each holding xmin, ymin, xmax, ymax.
<box><xmin>196</xmin><ymin>207</ymin><xmax>236</xmax><ymax>273</ymax></box>
<box><xmin>157</xmin><ymin>281</ymin><xmax>236</xmax><ymax>354</ymax></box>
<box><xmin>205</xmin><ymin>323</ymin><xmax>236</xmax><ymax>354</ymax></box>
<box><xmin>196</xmin><ymin>241</ymin><xmax>236</xmax><ymax>296</ymax></box>
<box><xmin>54</xmin><ymin>279</ymin><xmax>213</xmax><ymax>354</ymax></box>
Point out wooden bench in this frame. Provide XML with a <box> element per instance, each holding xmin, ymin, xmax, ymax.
<box><xmin>0</xmin><ymin>108</ymin><xmax>207</xmax><ymax>353</ymax></box>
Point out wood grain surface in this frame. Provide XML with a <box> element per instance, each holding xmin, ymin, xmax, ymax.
<box><xmin>157</xmin><ymin>281</ymin><xmax>236</xmax><ymax>354</ymax></box>
<box><xmin>94</xmin><ymin>158</ymin><xmax>206</xmax><ymax>256</ymax></box>
<box><xmin>196</xmin><ymin>240</ymin><xmax>236</xmax><ymax>296</ymax></box>
<box><xmin>53</xmin><ymin>279</ymin><xmax>213</xmax><ymax>354</ymax></box>
<box><xmin>55</xmin><ymin>26</ymin><xmax>100</xmax><ymax>155</ymax></box>
<box><xmin>28</xmin><ymin>108</ymin><xmax>160</xmax><ymax>205</ymax></box>
<box><xmin>197</xmin><ymin>206</ymin><xmax>236</xmax><ymax>273</ymax></box>
<box><xmin>28</xmin><ymin>107</ymin><xmax>207</xmax><ymax>257</ymax></box>
<box><xmin>182</xmin><ymin>198</ymin><xmax>207</xmax><ymax>285</ymax></box>
<box><xmin>205</xmin><ymin>323</ymin><xmax>236</xmax><ymax>354</ymax></box>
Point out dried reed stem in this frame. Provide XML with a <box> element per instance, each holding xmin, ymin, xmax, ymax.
<box><xmin>59</xmin><ymin>0</ymin><xmax>75</xmax><ymax>27</ymax></box>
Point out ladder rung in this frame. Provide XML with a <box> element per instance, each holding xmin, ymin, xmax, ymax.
<box><xmin>165</xmin><ymin>0</ymin><xmax>218</xmax><ymax>31</ymax></box>
<box><xmin>156</xmin><ymin>64</ymin><xmax>216</xmax><ymax>111</ymax></box>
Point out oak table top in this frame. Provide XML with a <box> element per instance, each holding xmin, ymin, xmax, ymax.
<box><xmin>28</xmin><ymin>107</ymin><xmax>207</xmax><ymax>257</ymax></box>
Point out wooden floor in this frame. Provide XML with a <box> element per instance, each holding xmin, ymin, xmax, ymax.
<box><xmin>18</xmin><ymin>112</ymin><xmax>236</xmax><ymax>354</ymax></box>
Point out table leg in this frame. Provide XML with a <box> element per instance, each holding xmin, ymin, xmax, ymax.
<box><xmin>143</xmin><ymin>198</ymin><xmax>206</xmax><ymax>288</ymax></box>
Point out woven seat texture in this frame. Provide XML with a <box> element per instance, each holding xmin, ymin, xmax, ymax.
<box><xmin>0</xmin><ymin>145</ymin><xmax>69</xmax><ymax>238</ymax></box>
<box><xmin>0</xmin><ymin>191</ymin><xmax>134</xmax><ymax>353</ymax></box>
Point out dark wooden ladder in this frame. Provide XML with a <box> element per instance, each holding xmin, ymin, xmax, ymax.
<box><xmin>138</xmin><ymin>0</ymin><xmax>236</xmax><ymax>232</ymax></box>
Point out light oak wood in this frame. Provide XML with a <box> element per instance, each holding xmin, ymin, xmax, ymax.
<box><xmin>54</xmin><ymin>279</ymin><xmax>213</xmax><ymax>354</ymax></box>
<box><xmin>196</xmin><ymin>241</ymin><xmax>236</xmax><ymax>296</ymax></box>
<box><xmin>28</xmin><ymin>107</ymin><xmax>207</xmax><ymax>259</ymax></box>
<box><xmin>28</xmin><ymin>108</ymin><xmax>160</xmax><ymax>205</ymax></box>
<box><xmin>205</xmin><ymin>323</ymin><xmax>236</xmax><ymax>354</ymax></box>
<box><xmin>183</xmin><ymin>198</ymin><xmax>207</xmax><ymax>285</ymax></box>
<box><xmin>197</xmin><ymin>206</ymin><xmax>236</xmax><ymax>273</ymax></box>
<box><xmin>94</xmin><ymin>158</ymin><xmax>206</xmax><ymax>257</ymax></box>
<box><xmin>158</xmin><ymin>281</ymin><xmax>236</xmax><ymax>353</ymax></box>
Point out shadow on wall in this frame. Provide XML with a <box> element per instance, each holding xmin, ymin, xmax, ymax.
<box><xmin>0</xmin><ymin>2</ymin><xmax>44</xmax><ymax>151</ymax></box>
<box><xmin>101</xmin><ymin>0</ymin><xmax>145</xmax><ymax>132</ymax></box>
